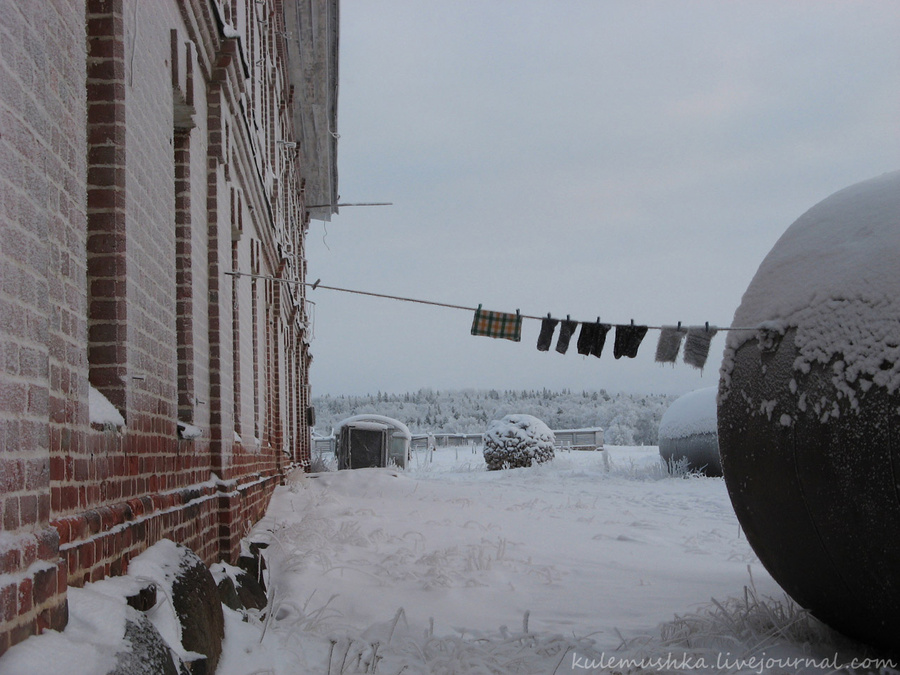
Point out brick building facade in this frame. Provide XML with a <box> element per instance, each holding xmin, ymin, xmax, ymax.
<box><xmin>0</xmin><ymin>0</ymin><xmax>338</xmax><ymax>654</ymax></box>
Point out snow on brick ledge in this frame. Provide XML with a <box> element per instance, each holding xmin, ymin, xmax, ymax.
<box><xmin>178</xmin><ymin>421</ymin><xmax>203</xmax><ymax>440</ymax></box>
<box><xmin>89</xmin><ymin>385</ymin><xmax>125</xmax><ymax>428</ymax></box>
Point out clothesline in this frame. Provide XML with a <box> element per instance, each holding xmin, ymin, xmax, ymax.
<box><xmin>225</xmin><ymin>271</ymin><xmax>760</xmax><ymax>332</ymax></box>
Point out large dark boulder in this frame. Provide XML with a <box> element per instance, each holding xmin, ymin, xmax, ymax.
<box><xmin>111</xmin><ymin>608</ymin><xmax>180</xmax><ymax>675</ymax></box>
<box><xmin>236</xmin><ymin>540</ymin><xmax>268</xmax><ymax>589</ymax></box>
<box><xmin>213</xmin><ymin>562</ymin><xmax>268</xmax><ymax>612</ymax></box>
<box><xmin>170</xmin><ymin>547</ymin><xmax>226</xmax><ymax>674</ymax></box>
<box><xmin>720</xmin><ymin>332</ymin><xmax>900</xmax><ymax>650</ymax></box>
<box><xmin>718</xmin><ymin>170</ymin><xmax>900</xmax><ymax>652</ymax></box>
<box><xmin>658</xmin><ymin>387</ymin><xmax>722</xmax><ymax>476</ymax></box>
<box><xmin>214</xmin><ymin>571</ymin><xmax>242</xmax><ymax>612</ymax></box>
<box><xmin>128</xmin><ymin>540</ymin><xmax>225</xmax><ymax>674</ymax></box>
<box><xmin>233</xmin><ymin>567</ymin><xmax>267</xmax><ymax>611</ymax></box>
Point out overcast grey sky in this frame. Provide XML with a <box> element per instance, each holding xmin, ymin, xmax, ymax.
<box><xmin>305</xmin><ymin>1</ymin><xmax>900</xmax><ymax>397</ymax></box>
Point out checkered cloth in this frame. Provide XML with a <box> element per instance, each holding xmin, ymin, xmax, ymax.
<box><xmin>471</xmin><ymin>305</ymin><xmax>522</xmax><ymax>342</ymax></box>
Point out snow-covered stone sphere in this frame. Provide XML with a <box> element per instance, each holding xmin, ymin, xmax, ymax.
<box><xmin>718</xmin><ymin>170</ymin><xmax>900</xmax><ymax>651</ymax></box>
<box><xmin>483</xmin><ymin>414</ymin><xmax>555</xmax><ymax>471</ymax></box>
<box><xmin>658</xmin><ymin>387</ymin><xmax>721</xmax><ymax>476</ymax></box>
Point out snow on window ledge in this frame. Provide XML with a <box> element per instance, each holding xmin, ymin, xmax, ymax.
<box><xmin>89</xmin><ymin>385</ymin><xmax>125</xmax><ymax>431</ymax></box>
<box><xmin>177</xmin><ymin>421</ymin><xmax>203</xmax><ymax>440</ymax></box>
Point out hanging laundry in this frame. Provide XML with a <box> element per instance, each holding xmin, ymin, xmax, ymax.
<box><xmin>590</xmin><ymin>322</ymin><xmax>612</xmax><ymax>358</ymax></box>
<box><xmin>655</xmin><ymin>325</ymin><xmax>687</xmax><ymax>364</ymax></box>
<box><xmin>576</xmin><ymin>322</ymin><xmax>598</xmax><ymax>356</ymax></box>
<box><xmin>613</xmin><ymin>323</ymin><xmax>648</xmax><ymax>359</ymax></box>
<box><xmin>470</xmin><ymin>305</ymin><xmax>522</xmax><ymax>342</ymax></box>
<box><xmin>536</xmin><ymin>316</ymin><xmax>559</xmax><ymax>352</ymax></box>
<box><xmin>578</xmin><ymin>321</ymin><xmax>611</xmax><ymax>358</ymax></box>
<box><xmin>684</xmin><ymin>325</ymin><xmax>718</xmax><ymax>369</ymax></box>
<box><xmin>555</xmin><ymin>318</ymin><xmax>579</xmax><ymax>354</ymax></box>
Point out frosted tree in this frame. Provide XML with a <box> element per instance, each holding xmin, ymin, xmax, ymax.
<box><xmin>483</xmin><ymin>414</ymin><xmax>556</xmax><ymax>470</ymax></box>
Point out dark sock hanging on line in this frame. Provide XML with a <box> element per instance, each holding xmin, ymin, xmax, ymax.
<box><xmin>555</xmin><ymin>318</ymin><xmax>579</xmax><ymax>354</ymax></box>
<box><xmin>536</xmin><ymin>316</ymin><xmax>559</xmax><ymax>352</ymax></box>
<box><xmin>591</xmin><ymin>322</ymin><xmax>611</xmax><ymax>358</ymax></box>
<box><xmin>578</xmin><ymin>321</ymin><xmax>611</xmax><ymax>358</ymax></box>
<box><xmin>576</xmin><ymin>322</ymin><xmax>597</xmax><ymax>356</ymax></box>
<box><xmin>614</xmin><ymin>323</ymin><xmax>648</xmax><ymax>359</ymax></box>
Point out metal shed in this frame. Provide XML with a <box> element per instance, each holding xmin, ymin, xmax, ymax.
<box><xmin>409</xmin><ymin>433</ymin><xmax>484</xmax><ymax>451</ymax></box>
<box><xmin>552</xmin><ymin>427</ymin><xmax>604</xmax><ymax>451</ymax></box>
<box><xmin>312</xmin><ymin>433</ymin><xmax>335</xmax><ymax>455</ymax></box>
<box><xmin>335</xmin><ymin>415</ymin><xmax>411</xmax><ymax>470</ymax></box>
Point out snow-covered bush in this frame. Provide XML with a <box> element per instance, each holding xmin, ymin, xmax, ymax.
<box><xmin>483</xmin><ymin>414</ymin><xmax>555</xmax><ymax>471</ymax></box>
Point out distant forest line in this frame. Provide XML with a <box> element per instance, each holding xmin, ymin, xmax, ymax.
<box><xmin>312</xmin><ymin>388</ymin><xmax>680</xmax><ymax>446</ymax></box>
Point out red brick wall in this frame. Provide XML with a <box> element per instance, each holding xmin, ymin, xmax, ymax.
<box><xmin>0</xmin><ymin>0</ymin><xmax>88</xmax><ymax>652</ymax></box>
<box><xmin>1</xmin><ymin>0</ymin><xmax>315</xmax><ymax>655</ymax></box>
<box><xmin>85</xmin><ymin>0</ymin><xmax>128</xmax><ymax>413</ymax></box>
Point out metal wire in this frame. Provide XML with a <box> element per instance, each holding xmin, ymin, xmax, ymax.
<box><xmin>224</xmin><ymin>271</ymin><xmax>756</xmax><ymax>331</ymax></box>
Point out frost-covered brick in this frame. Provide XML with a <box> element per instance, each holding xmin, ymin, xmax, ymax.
<box><xmin>483</xmin><ymin>414</ymin><xmax>555</xmax><ymax>470</ymax></box>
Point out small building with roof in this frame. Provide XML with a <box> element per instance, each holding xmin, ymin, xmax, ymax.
<box><xmin>335</xmin><ymin>415</ymin><xmax>412</xmax><ymax>470</ymax></box>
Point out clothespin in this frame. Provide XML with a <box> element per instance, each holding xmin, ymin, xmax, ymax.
<box><xmin>312</xmin><ymin>278</ymin><xmax>321</xmax><ymax>290</ymax></box>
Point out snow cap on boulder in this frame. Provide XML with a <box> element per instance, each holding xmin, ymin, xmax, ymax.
<box><xmin>722</xmin><ymin>169</ymin><xmax>900</xmax><ymax>403</ymax></box>
<box><xmin>658</xmin><ymin>387</ymin><xmax>717</xmax><ymax>441</ymax></box>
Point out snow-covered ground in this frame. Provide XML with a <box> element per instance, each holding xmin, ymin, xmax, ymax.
<box><xmin>220</xmin><ymin>447</ymin><xmax>893</xmax><ymax>675</ymax></box>
<box><xmin>2</xmin><ymin>446</ymin><xmax>892</xmax><ymax>674</ymax></box>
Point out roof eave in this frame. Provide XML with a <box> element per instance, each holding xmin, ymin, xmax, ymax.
<box><xmin>285</xmin><ymin>0</ymin><xmax>339</xmax><ymax>222</ymax></box>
